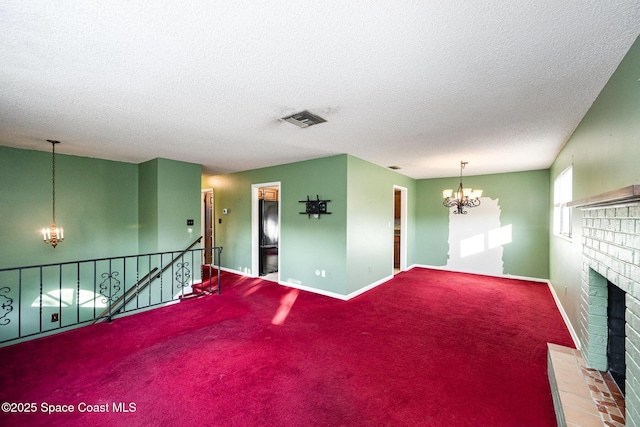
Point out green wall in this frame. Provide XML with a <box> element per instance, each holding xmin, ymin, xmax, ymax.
<box><xmin>549</xmin><ymin>35</ymin><xmax>640</xmax><ymax>331</ymax></box>
<box><xmin>0</xmin><ymin>146</ymin><xmax>139</xmax><ymax>269</ymax></box>
<box><xmin>206</xmin><ymin>154</ymin><xmax>417</xmax><ymax>297</ymax></box>
<box><xmin>346</xmin><ymin>156</ymin><xmax>416</xmax><ymax>294</ymax></box>
<box><xmin>207</xmin><ymin>152</ymin><xmax>554</xmax><ymax>296</ymax></box>
<box><xmin>0</xmin><ymin>147</ymin><xmax>202</xmax><ymax>269</ymax></box>
<box><xmin>0</xmin><ymin>146</ymin><xmax>202</xmax><ymax>342</ymax></box>
<box><xmin>140</xmin><ymin>158</ymin><xmax>202</xmax><ymax>253</ymax></box>
<box><xmin>206</xmin><ymin>155</ymin><xmax>349</xmax><ymax>294</ymax></box>
<box><xmin>415</xmin><ymin>169</ymin><xmax>550</xmax><ymax>279</ymax></box>
<box><xmin>138</xmin><ymin>159</ymin><xmax>159</xmax><ymax>253</ymax></box>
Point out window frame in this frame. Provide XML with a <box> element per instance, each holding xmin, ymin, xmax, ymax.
<box><xmin>553</xmin><ymin>165</ymin><xmax>573</xmax><ymax>239</ymax></box>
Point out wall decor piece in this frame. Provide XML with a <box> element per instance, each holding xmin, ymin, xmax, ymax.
<box><xmin>299</xmin><ymin>195</ymin><xmax>331</xmax><ymax>218</ymax></box>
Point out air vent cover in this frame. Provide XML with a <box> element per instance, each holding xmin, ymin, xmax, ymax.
<box><xmin>282</xmin><ymin>110</ymin><xmax>327</xmax><ymax>128</ymax></box>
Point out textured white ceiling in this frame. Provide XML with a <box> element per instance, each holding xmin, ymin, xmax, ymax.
<box><xmin>1</xmin><ymin>1</ymin><xmax>639</xmax><ymax>179</ymax></box>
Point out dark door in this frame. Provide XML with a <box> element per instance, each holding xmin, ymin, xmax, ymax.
<box><xmin>204</xmin><ymin>191</ymin><xmax>213</xmax><ymax>264</ymax></box>
<box><xmin>259</xmin><ymin>200</ymin><xmax>279</xmax><ymax>275</ymax></box>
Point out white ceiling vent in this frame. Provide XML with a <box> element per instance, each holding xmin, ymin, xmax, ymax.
<box><xmin>282</xmin><ymin>110</ymin><xmax>327</xmax><ymax>128</ymax></box>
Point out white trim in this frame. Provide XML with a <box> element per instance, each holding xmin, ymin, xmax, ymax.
<box><xmin>554</xmin><ymin>233</ymin><xmax>573</xmax><ymax>244</ymax></box>
<box><xmin>220</xmin><ymin>262</ymin><xmax>582</xmax><ymax>347</ymax></box>
<box><xmin>412</xmin><ymin>263</ymin><xmax>548</xmax><ymax>283</ymax></box>
<box><xmin>278</xmin><ymin>274</ymin><xmax>394</xmax><ymax>301</ymax></box>
<box><xmin>546</xmin><ymin>280</ymin><xmax>581</xmax><ymax>350</ymax></box>
<box><xmin>251</xmin><ymin>182</ymin><xmax>281</xmax><ymax>278</ymax></box>
<box><xmin>222</xmin><ymin>265</ymin><xmax>394</xmax><ymax>301</ymax></box>
<box><xmin>201</xmin><ymin>188</ymin><xmax>214</xmax><ymax>248</ymax></box>
<box><xmin>414</xmin><ymin>264</ymin><xmax>581</xmax><ymax>349</ymax></box>
<box><xmin>219</xmin><ymin>266</ymin><xmax>248</xmax><ymax>276</ymax></box>
<box><xmin>393</xmin><ymin>185</ymin><xmax>408</xmax><ymax>273</ymax></box>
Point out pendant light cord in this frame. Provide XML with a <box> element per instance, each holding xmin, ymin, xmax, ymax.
<box><xmin>52</xmin><ymin>142</ymin><xmax>56</xmax><ymax>223</ymax></box>
<box><xmin>47</xmin><ymin>140</ymin><xmax>59</xmax><ymax>224</ymax></box>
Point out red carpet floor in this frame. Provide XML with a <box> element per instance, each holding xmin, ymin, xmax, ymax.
<box><xmin>0</xmin><ymin>268</ymin><xmax>573</xmax><ymax>426</ymax></box>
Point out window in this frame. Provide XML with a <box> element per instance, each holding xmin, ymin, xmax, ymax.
<box><xmin>554</xmin><ymin>166</ymin><xmax>572</xmax><ymax>238</ymax></box>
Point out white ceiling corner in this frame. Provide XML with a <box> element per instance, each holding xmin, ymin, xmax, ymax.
<box><xmin>1</xmin><ymin>1</ymin><xmax>639</xmax><ymax>179</ymax></box>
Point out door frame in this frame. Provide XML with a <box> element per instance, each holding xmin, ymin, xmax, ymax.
<box><xmin>393</xmin><ymin>185</ymin><xmax>408</xmax><ymax>272</ymax></box>
<box><xmin>251</xmin><ymin>181</ymin><xmax>281</xmax><ymax>278</ymax></box>
<box><xmin>201</xmin><ymin>188</ymin><xmax>214</xmax><ymax>262</ymax></box>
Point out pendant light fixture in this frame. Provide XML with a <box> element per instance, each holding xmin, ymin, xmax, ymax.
<box><xmin>42</xmin><ymin>140</ymin><xmax>64</xmax><ymax>248</ymax></box>
<box><xmin>442</xmin><ymin>161</ymin><xmax>483</xmax><ymax>215</ymax></box>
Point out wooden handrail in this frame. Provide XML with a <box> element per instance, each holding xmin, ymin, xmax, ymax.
<box><xmin>94</xmin><ymin>236</ymin><xmax>203</xmax><ymax>323</ymax></box>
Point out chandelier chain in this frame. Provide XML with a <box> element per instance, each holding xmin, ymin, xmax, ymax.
<box><xmin>51</xmin><ymin>141</ymin><xmax>56</xmax><ymax>223</ymax></box>
<box><xmin>42</xmin><ymin>139</ymin><xmax>64</xmax><ymax>248</ymax></box>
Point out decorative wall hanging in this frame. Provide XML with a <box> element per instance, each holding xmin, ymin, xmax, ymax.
<box><xmin>299</xmin><ymin>195</ymin><xmax>331</xmax><ymax>218</ymax></box>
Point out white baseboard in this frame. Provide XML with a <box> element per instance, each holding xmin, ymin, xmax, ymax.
<box><xmin>343</xmin><ymin>275</ymin><xmax>394</xmax><ymax>300</ymax></box>
<box><xmin>411</xmin><ymin>264</ymin><xmax>550</xmax><ymax>283</ymax></box>
<box><xmin>278</xmin><ymin>274</ymin><xmax>394</xmax><ymax>301</ymax></box>
<box><xmin>218</xmin><ymin>266</ymin><xmax>248</xmax><ymax>276</ymax></box>
<box><xmin>277</xmin><ymin>280</ymin><xmax>350</xmax><ymax>300</ymax></box>
<box><xmin>413</xmin><ymin>264</ymin><xmax>581</xmax><ymax>349</ymax></box>
<box><xmin>217</xmin><ymin>264</ymin><xmax>581</xmax><ymax>347</ymax></box>
<box><xmin>545</xmin><ymin>280</ymin><xmax>581</xmax><ymax>350</ymax></box>
<box><xmin>219</xmin><ymin>266</ymin><xmax>396</xmax><ymax>301</ymax></box>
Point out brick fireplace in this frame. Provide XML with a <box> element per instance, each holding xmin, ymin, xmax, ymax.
<box><xmin>573</xmin><ymin>185</ymin><xmax>640</xmax><ymax>426</ymax></box>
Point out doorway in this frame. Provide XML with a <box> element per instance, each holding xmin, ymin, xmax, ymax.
<box><xmin>201</xmin><ymin>189</ymin><xmax>214</xmax><ymax>264</ymax></box>
<box><xmin>393</xmin><ymin>186</ymin><xmax>407</xmax><ymax>273</ymax></box>
<box><xmin>251</xmin><ymin>182</ymin><xmax>281</xmax><ymax>282</ymax></box>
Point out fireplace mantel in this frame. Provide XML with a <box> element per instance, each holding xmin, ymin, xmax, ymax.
<box><xmin>568</xmin><ymin>184</ymin><xmax>640</xmax><ymax>209</ymax></box>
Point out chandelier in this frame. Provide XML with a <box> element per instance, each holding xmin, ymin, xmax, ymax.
<box><xmin>442</xmin><ymin>161</ymin><xmax>483</xmax><ymax>215</ymax></box>
<box><xmin>42</xmin><ymin>140</ymin><xmax>64</xmax><ymax>248</ymax></box>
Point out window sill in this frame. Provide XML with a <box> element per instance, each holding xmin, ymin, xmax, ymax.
<box><xmin>554</xmin><ymin>233</ymin><xmax>573</xmax><ymax>243</ymax></box>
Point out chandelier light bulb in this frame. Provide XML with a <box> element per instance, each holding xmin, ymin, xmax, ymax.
<box><xmin>442</xmin><ymin>161</ymin><xmax>483</xmax><ymax>214</ymax></box>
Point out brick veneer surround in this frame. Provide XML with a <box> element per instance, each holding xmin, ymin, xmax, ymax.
<box><xmin>578</xmin><ymin>203</ymin><xmax>640</xmax><ymax>426</ymax></box>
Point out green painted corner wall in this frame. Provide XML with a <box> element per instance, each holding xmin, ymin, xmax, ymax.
<box><xmin>0</xmin><ymin>146</ymin><xmax>201</xmax><ymax>270</ymax></box>
<box><xmin>549</xmin><ymin>35</ymin><xmax>640</xmax><ymax>334</ymax></box>
<box><xmin>0</xmin><ymin>146</ymin><xmax>139</xmax><ymax>269</ymax></box>
<box><xmin>138</xmin><ymin>159</ymin><xmax>159</xmax><ymax>253</ymax></box>
<box><xmin>206</xmin><ymin>153</ymin><xmax>553</xmax><ymax>296</ymax></box>
<box><xmin>414</xmin><ymin>177</ymin><xmax>451</xmax><ymax>267</ymax></box>
<box><xmin>415</xmin><ymin>169</ymin><xmax>550</xmax><ymax>279</ymax></box>
<box><xmin>205</xmin><ymin>155</ymin><xmax>349</xmax><ymax>294</ymax></box>
<box><xmin>138</xmin><ymin>158</ymin><xmax>202</xmax><ymax>253</ymax></box>
<box><xmin>346</xmin><ymin>155</ymin><xmax>416</xmax><ymax>294</ymax></box>
<box><xmin>156</xmin><ymin>158</ymin><xmax>202</xmax><ymax>252</ymax></box>
<box><xmin>205</xmin><ymin>154</ymin><xmax>420</xmax><ymax>297</ymax></box>
<box><xmin>0</xmin><ymin>147</ymin><xmax>202</xmax><ymax>342</ymax></box>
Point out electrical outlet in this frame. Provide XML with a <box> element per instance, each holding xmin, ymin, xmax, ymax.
<box><xmin>51</xmin><ymin>313</ymin><xmax>59</xmax><ymax>322</ymax></box>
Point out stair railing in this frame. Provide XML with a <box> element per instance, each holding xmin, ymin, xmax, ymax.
<box><xmin>0</xmin><ymin>240</ymin><xmax>223</xmax><ymax>345</ymax></box>
<box><xmin>96</xmin><ymin>236</ymin><xmax>207</xmax><ymax>322</ymax></box>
